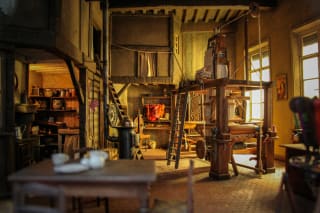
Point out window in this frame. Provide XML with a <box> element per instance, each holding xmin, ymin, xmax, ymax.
<box><xmin>301</xmin><ymin>33</ymin><xmax>319</xmax><ymax>98</ymax></box>
<box><xmin>292</xmin><ymin>19</ymin><xmax>320</xmax><ymax>98</ymax></box>
<box><xmin>245</xmin><ymin>43</ymin><xmax>271</xmax><ymax>121</ymax></box>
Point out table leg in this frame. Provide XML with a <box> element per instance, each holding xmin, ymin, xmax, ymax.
<box><xmin>104</xmin><ymin>198</ymin><xmax>109</xmax><ymax>213</ymax></box>
<box><xmin>139</xmin><ymin>190</ymin><xmax>150</xmax><ymax>213</ymax></box>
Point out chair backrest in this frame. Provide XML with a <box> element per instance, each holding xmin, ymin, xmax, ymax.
<box><xmin>187</xmin><ymin>159</ymin><xmax>194</xmax><ymax>213</ymax></box>
<box><xmin>14</xmin><ymin>182</ymin><xmax>65</xmax><ymax>213</ymax></box>
<box><xmin>151</xmin><ymin>159</ymin><xmax>195</xmax><ymax>213</ymax></box>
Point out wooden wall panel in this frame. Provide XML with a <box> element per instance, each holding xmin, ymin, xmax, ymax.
<box><xmin>60</xmin><ymin>0</ymin><xmax>80</xmax><ymax>50</ymax></box>
<box><xmin>111</xmin><ymin>49</ymin><xmax>136</xmax><ymax>76</ymax></box>
<box><xmin>111</xmin><ymin>15</ymin><xmax>169</xmax><ymax>46</ymax></box>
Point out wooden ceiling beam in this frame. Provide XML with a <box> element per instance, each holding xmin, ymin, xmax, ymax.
<box><xmin>195</xmin><ymin>9</ymin><xmax>207</xmax><ymax>23</ymax></box>
<box><xmin>109</xmin><ymin>0</ymin><xmax>276</xmax><ymax>8</ymax></box>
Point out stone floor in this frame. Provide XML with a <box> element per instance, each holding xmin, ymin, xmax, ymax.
<box><xmin>0</xmin><ymin>148</ymin><xmax>317</xmax><ymax>213</ymax></box>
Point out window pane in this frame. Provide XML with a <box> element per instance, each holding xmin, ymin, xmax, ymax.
<box><xmin>245</xmin><ymin>98</ymin><xmax>251</xmax><ymax>122</ymax></box>
<box><xmin>304</xmin><ymin>79</ymin><xmax>319</xmax><ymax>98</ymax></box>
<box><xmin>262</xmin><ymin>51</ymin><xmax>269</xmax><ymax>67</ymax></box>
<box><xmin>302</xmin><ymin>34</ymin><xmax>318</xmax><ymax>56</ymax></box>
<box><xmin>251</xmin><ymin>71</ymin><xmax>260</xmax><ymax>81</ymax></box>
<box><xmin>251</xmin><ymin>54</ymin><xmax>260</xmax><ymax>70</ymax></box>
<box><xmin>262</xmin><ymin>68</ymin><xmax>270</xmax><ymax>81</ymax></box>
<box><xmin>251</xmin><ymin>90</ymin><xmax>261</xmax><ymax>102</ymax></box>
<box><xmin>252</xmin><ymin>103</ymin><xmax>261</xmax><ymax>118</ymax></box>
<box><xmin>302</xmin><ymin>57</ymin><xmax>319</xmax><ymax>79</ymax></box>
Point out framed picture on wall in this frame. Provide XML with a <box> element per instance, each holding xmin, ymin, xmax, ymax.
<box><xmin>276</xmin><ymin>73</ymin><xmax>288</xmax><ymax>100</ymax></box>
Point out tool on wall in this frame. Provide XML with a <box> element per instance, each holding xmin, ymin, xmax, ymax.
<box><xmin>167</xmin><ymin>90</ymin><xmax>188</xmax><ymax>169</ymax></box>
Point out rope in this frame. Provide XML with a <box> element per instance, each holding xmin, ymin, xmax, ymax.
<box><xmin>257</xmin><ymin>8</ymin><xmax>264</xmax><ymax>177</ymax></box>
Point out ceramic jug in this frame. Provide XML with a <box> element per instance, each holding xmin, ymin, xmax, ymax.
<box><xmin>88</xmin><ymin>150</ymin><xmax>108</xmax><ymax>169</ymax></box>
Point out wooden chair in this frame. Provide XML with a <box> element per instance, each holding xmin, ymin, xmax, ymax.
<box><xmin>151</xmin><ymin>159</ymin><xmax>194</xmax><ymax>213</ymax></box>
<box><xmin>275</xmin><ymin>172</ymin><xmax>298</xmax><ymax>213</ymax></box>
<box><xmin>13</xmin><ymin>182</ymin><xmax>65</xmax><ymax>213</ymax></box>
<box><xmin>134</xmin><ymin>114</ymin><xmax>151</xmax><ymax>150</ymax></box>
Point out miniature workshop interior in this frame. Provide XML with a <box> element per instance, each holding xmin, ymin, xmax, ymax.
<box><xmin>0</xmin><ymin>0</ymin><xmax>320</xmax><ymax>212</ymax></box>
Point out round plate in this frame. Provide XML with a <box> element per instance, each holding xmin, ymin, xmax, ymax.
<box><xmin>54</xmin><ymin>163</ymin><xmax>89</xmax><ymax>174</ymax></box>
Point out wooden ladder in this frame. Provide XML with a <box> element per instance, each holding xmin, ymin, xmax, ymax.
<box><xmin>167</xmin><ymin>91</ymin><xmax>189</xmax><ymax>169</ymax></box>
<box><xmin>108</xmin><ymin>78</ymin><xmax>128</xmax><ymax>123</ymax></box>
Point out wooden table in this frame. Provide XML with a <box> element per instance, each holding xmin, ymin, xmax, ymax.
<box><xmin>8</xmin><ymin>159</ymin><xmax>156</xmax><ymax>213</ymax></box>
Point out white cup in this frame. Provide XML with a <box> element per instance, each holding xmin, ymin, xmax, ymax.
<box><xmin>51</xmin><ymin>153</ymin><xmax>69</xmax><ymax>166</ymax></box>
<box><xmin>88</xmin><ymin>150</ymin><xmax>108</xmax><ymax>169</ymax></box>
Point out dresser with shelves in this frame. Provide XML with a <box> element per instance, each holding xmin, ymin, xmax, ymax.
<box><xmin>28</xmin><ymin>88</ymin><xmax>79</xmax><ymax>157</ymax></box>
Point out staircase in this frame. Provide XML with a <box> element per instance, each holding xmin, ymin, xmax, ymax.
<box><xmin>108</xmin><ymin>79</ymin><xmax>128</xmax><ymax>125</ymax></box>
<box><xmin>167</xmin><ymin>91</ymin><xmax>189</xmax><ymax>169</ymax></box>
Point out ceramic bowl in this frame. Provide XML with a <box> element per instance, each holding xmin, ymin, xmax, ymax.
<box><xmin>51</xmin><ymin>153</ymin><xmax>69</xmax><ymax>166</ymax></box>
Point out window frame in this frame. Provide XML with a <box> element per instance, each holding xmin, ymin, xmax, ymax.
<box><xmin>300</xmin><ymin>32</ymin><xmax>320</xmax><ymax>98</ymax></box>
<box><xmin>291</xmin><ymin>19</ymin><xmax>320</xmax><ymax>97</ymax></box>
<box><xmin>246</xmin><ymin>42</ymin><xmax>271</xmax><ymax>122</ymax></box>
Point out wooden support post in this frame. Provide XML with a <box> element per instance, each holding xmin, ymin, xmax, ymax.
<box><xmin>209</xmin><ymin>138</ymin><xmax>232</xmax><ymax>180</ymax></box>
<box><xmin>209</xmin><ymin>83</ymin><xmax>232</xmax><ymax>179</ymax></box>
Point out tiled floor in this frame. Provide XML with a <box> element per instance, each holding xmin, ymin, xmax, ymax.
<box><xmin>0</xmin><ymin>149</ymin><xmax>316</xmax><ymax>213</ymax></box>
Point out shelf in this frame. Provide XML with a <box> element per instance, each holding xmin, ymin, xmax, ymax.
<box><xmin>33</xmin><ymin>121</ymin><xmax>66</xmax><ymax>127</ymax></box>
<box><xmin>37</xmin><ymin>133</ymin><xmax>58</xmax><ymax>137</ymax></box>
<box><xmin>144</xmin><ymin>126</ymin><xmax>170</xmax><ymax>130</ymax></box>
<box><xmin>37</xmin><ymin>109</ymin><xmax>77</xmax><ymax>113</ymax></box>
<box><xmin>142</xmin><ymin>96</ymin><xmax>170</xmax><ymax>99</ymax></box>
<box><xmin>145</xmin><ymin>119</ymin><xmax>170</xmax><ymax>123</ymax></box>
<box><xmin>29</xmin><ymin>96</ymin><xmax>76</xmax><ymax>99</ymax></box>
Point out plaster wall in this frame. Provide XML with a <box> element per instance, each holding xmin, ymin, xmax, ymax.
<box><xmin>59</xmin><ymin>1</ymin><xmax>102</xmax><ymax>60</ymax></box>
<box><xmin>234</xmin><ymin>0</ymin><xmax>320</xmax><ymax>159</ymax></box>
<box><xmin>172</xmin><ymin>15</ymin><xmax>183</xmax><ymax>84</ymax></box>
<box><xmin>182</xmin><ymin>32</ymin><xmax>212</xmax><ymax>81</ymax></box>
<box><xmin>181</xmin><ymin>28</ymin><xmax>236</xmax><ymax>81</ymax></box>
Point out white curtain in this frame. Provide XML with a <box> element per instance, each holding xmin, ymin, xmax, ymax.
<box><xmin>139</xmin><ymin>52</ymin><xmax>156</xmax><ymax>77</ymax></box>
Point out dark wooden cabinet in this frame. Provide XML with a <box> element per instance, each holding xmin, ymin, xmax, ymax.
<box><xmin>15</xmin><ymin>137</ymin><xmax>40</xmax><ymax>169</ymax></box>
